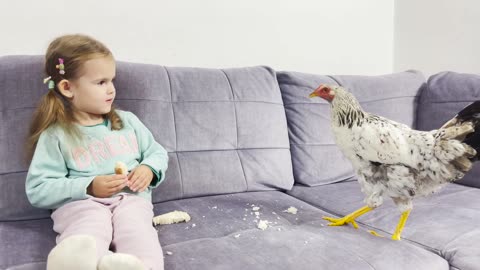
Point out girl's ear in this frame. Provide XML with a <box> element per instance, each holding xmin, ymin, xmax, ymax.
<box><xmin>57</xmin><ymin>79</ymin><xmax>74</xmax><ymax>98</ymax></box>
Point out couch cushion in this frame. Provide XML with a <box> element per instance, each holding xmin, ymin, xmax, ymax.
<box><xmin>6</xmin><ymin>263</ymin><xmax>46</xmax><ymax>270</ymax></box>
<box><xmin>2</xmin><ymin>191</ymin><xmax>448</xmax><ymax>269</ymax></box>
<box><xmin>155</xmin><ymin>191</ymin><xmax>447</xmax><ymax>270</ymax></box>
<box><xmin>0</xmin><ymin>56</ymin><xmax>293</xmax><ymax>221</ymax></box>
<box><xmin>116</xmin><ymin>64</ymin><xmax>294</xmax><ymax>203</ymax></box>
<box><xmin>288</xmin><ymin>182</ymin><xmax>480</xmax><ymax>270</ymax></box>
<box><xmin>277</xmin><ymin>70</ymin><xmax>425</xmax><ymax>186</ymax></box>
<box><xmin>0</xmin><ymin>218</ymin><xmax>56</xmax><ymax>270</ymax></box>
<box><xmin>417</xmin><ymin>71</ymin><xmax>480</xmax><ymax>188</ymax></box>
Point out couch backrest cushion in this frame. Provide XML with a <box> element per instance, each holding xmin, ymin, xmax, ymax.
<box><xmin>277</xmin><ymin>70</ymin><xmax>425</xmax><ymax>186</ymax></box>
<box><xmin>417</xmin><ymin>71</ymin><xmax>480</xmax><ymax>188</ymax></box>
<box><xmin>0</xmin><ymin>55</ymin><xmax>294</xmax><ymax>221</ymax></box>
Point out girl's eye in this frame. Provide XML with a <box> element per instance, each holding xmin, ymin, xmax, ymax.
<box><xmin>98</xmin><ymin>81</ymin><xmax>105</xmax><ymax>85</ymax></box>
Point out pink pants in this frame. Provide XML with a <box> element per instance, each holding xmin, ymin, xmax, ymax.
<box><xmin>51</xmin><ymin>194</ymin><xmax>163</xmax><ymax>270</ymax></box>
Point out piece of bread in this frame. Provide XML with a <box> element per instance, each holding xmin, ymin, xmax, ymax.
<box><xmin>114</xmin><ymin>161</ymin><xmax>128</xmax><ymax>175</ymax></box>
<box><xmin>153</xmin><ymin>211</ymin><xmax>191</xmax><ymax>225</ymax></box>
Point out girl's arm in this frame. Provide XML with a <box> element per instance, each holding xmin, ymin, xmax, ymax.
<box><xmin>128</xmin><ymin>112</ymin><xmax>169</xmax><ymax>188</ymax></box>
<box><xmin>25</xmin><ymin>132</ymin><xmax>94</xmax><ymax>209</ymax></box>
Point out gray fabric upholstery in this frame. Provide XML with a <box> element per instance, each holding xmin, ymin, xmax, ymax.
<box><xmin>6</xmin><ymin>263</ymin><xmax>47</xmax><ymax>270</ymax></box>
<box><xmin>0</xmin><ymin>56</ymin><xmax>51</xmax><ymax>221</ymax></box>
<box><xmin>156</xmin><ymin>191</ymin><xmax>447</xmax><ymax>270</ymax></box>
<box><xmin>0</xmin><ymin>218</ymin><xmax>55</xmax><ymax>269</ymax></box>
<box><xmin>111</xmin><ymin>63</ymin><xmax>295</xmax><ymax>203</ymax></box>
<box><xmin>288</xmin><ymin>182</ymin><xmax>480</xmax><ymax>270</ymax></box>
<box><xmin>417</xmin><ymin>71</ymin><xmax>480</xmax><ymax>188</ymax></box>
<box><xmin>277</xmin><ymin>70</ymin><xmax>425</xmax><ymax>186</ymax></box>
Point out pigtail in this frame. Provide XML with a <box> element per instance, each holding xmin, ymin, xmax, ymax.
<box><xmin>26</xmin><ymin>90</ymin><xmax>78</xmax><ymax>161</ymax></box>
<box><xmin>107</xmin><ymin>106</ymin><xmax>124</xmax><ymax>130</ymax></box>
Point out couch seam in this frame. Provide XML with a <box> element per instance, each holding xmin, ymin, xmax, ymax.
<box><xmin>0</xmin><ymin>217</ymin><xmax>51</xmax><ymax>223</ymax></box>
<box><xmin>290</xmin><ymin>143</ymin><xmax>338</xmax><ymax>146</ymax></box>
<box><xmin>283</xmin><ymin>95</ymin><xmax>418</xmax><ymax>106</ymax></box>
<box><xmin>326</xmin><ymin>75</ymin><xmax>342</xmax><ymax>86</ymax></box>
<box><xmin>164</xmin><ymin>67</ymin><xmax>184</xmax><ymax>199</ymax></box>
<box><xmin>1</xmin><ymin>101</ymin><xmax>284</xmax><ymax>114</ymax></box>
<box><xmin>3</xmin><ymin>259</ymin><xmax>47</xmax><ymax>269</ymax></box>
<box><xmin>115</xmin><ymin>99</ymin><xmax>284</xmax><ymax>105</ymax></box>
<box><xmin>221</xmin><ymin>69</ymin><xmax>249</xmax><ymax>192</ymax></box>
<box><xmin>420</xmin><ymin>99</ymin><xmax>480</xmax><ymax>104</ymax></box>
<box><xmin>0</xmin><ymin>149</ymin><xmax>292</xmax><ymax>176</ymax></box>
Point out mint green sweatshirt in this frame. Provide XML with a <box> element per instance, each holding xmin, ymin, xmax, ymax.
<box><xmin>26</xmin><ymin>110</ymin><xmax>169</xmax><ymax>209</ymax></box>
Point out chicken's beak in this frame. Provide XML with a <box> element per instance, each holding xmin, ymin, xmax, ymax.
<box><xmin>309</xmin><ymin>91</ymin><xmax>318</xmax><ymax>98</ymax></box>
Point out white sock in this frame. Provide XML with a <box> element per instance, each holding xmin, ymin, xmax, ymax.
<box><xmin>46</xmin><ymin>234</ymin><xmax>97</xmax><ymax>270</ymax></box>
<box><xmin>97</xmin><ymin>253</ymin><xmax>146</xmax><ymax>270</ymax></box>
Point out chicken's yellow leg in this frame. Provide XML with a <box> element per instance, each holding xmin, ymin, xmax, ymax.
<box><xmin>323</xmin><ymin>206</ymin><xmax>373</xmax><ymax>229</ymax></box>
<box><xmin>391</xmin><ymin>210</ymin><xmax>411</xmax><ymax>241</ymax></box>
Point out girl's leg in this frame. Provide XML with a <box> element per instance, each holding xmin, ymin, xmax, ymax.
<box><xmin>51</xmin><ymin>198</ymin><xmax>114</xmax><ymax>261</ymax></box>
<box><xmin>111</xmin><ymin>195</ymin><xmax>164</xmax><ymax>270</ymax></box>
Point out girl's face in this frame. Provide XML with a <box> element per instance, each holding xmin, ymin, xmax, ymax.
<box><xmin>68</xmin><ymin>56</ymin><xmax>116</xmax><ymax>125</ymax></box>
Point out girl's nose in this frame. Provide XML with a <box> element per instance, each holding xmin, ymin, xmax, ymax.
<box><xmin>108</xmin><ymin>83</ymin><xmax>115</xmax><ymax>94</ymax></box>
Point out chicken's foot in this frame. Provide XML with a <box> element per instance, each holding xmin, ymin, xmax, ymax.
<box><xmin>322</xmin><ymin>206</ymin><xmax>373</xmax><ymax>229</ymax></box>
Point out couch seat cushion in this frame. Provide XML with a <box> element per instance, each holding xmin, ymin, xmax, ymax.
<box><xmin>0</xmin><ymin>218</ymin><xmax>55</xmax><ymax>269</ymax></box>
<box><xmin>155</xmin><ymin>191</ymin><xmax>447</xmax><ymax>270</ymax></box>
<box><xmin>288</xmin><ymin>182</ymin><xmax>480</xmax><ymax>270</ymax></box>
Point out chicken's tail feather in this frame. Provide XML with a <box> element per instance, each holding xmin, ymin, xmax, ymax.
<box><xmin>458</xmin><ymin>100</ymin><xmax>480</xmax><ymax>160</ymax></box>
<box><xmin>439</xmin><ymin>100</ymin><xmax>480</xmax><ymax>162</ymax></box>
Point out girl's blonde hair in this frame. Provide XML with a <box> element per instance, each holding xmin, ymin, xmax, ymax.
<box><xmin>26</xmin><ymin>34</ymin><xmax>123</xmax><ymax>161</ymax></box>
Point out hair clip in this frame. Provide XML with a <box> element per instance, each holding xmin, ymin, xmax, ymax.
<box><xmin>56</xmin><ymin>58</ymin><xmax>65</xmax><ymax>75</ymax></box>
<box><xmin>43</xmin><ymin>76</ymin><xmax>55</xmax><ymax>90</ymax></box>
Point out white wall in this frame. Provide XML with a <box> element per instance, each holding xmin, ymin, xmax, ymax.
<box><xmin>395</xmin><ymin>0</ymin><xmax>480</xmax><ymax>76</ymax></box>
<box><xmin>0</xmin><ymin>0</ymin><xmax>394</xmax><ymax>75</ymax></box>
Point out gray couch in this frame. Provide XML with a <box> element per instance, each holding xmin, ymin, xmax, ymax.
<box><xmin>1</xmin><ymin>55</ymin><xmax>479</xmax><ymax>270</ymax></box>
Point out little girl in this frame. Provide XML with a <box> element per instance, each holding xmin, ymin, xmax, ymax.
<box><xmin>25</xmin><ymin>34</ymin><xmax>168</xmax><ymax>270</ymax></box>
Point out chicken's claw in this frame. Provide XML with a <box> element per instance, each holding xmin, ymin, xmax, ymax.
<box><xmin>323</xmin><ymin>216</ymin><xmax>359</xmax><ymax>229</ymax></box>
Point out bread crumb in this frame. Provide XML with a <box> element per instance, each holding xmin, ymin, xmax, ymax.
<box><xmin>284</xmin><ymin>207</ymin><xmax>298</xmax><ymax>214</ymax></box>
<box><xmin>252</xmin><ymin>206</ymin><xmax>260</xmax><ymax>211</ymax></box>
<box><xmin>234</xmin><ymin>234</ymin><xmax>241</xmax><ymax>238</ymax></box>
<box><xmin>257</xmin><ymin>220</ymin><xmax>269</xmax><ymax>230</ymax></box>
<box><xmin>166</xmin><ymin>251</ymin><xmax>173</xmax><ymax>255</ymax></box>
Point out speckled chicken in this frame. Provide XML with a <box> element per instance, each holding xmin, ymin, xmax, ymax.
<box><xmin>309</xmin><ymin>84</ymin><xmax>480</xmax><ymax>240</ymax></box>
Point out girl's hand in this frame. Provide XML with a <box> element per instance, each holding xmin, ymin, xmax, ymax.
<box><xmin>128</xmin><ymin>165</ymin><xmax>154</xmax><ymax>192</ymax></box>
<box><xmin>87</xmin><ymin>174</ymin><xmax>128</xmax><ymax>198</ymax></box>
